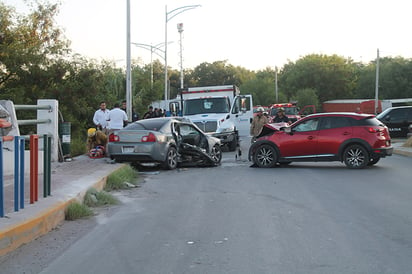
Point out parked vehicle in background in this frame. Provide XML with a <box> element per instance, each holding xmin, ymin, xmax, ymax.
<box><xmin>376</xmin><ymin>106</ymin><xmax>412</xmax><ymax>138</ymax></box>
<box><xmin>248</xmin><ymin>113</ymin><xmax>393</xmax><ymax>169</ymax></box>
<box><xmin>108</xmin><ymin>117</ymin><xmax>222</xmax><ymax>169</ymax></box>
<box><xmin>268</xmin><ymin>102</ymin><xmax>316</xmax><ymax>123</ymax></box>
<box><xmin>322</xmin><ymin>99</ymin><xmax>382</xmax><ymax>114</ymax></box>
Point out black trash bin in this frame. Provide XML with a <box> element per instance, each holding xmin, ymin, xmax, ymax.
<box><xmin>59</xmin><ymin>122</ymin><xmax>71</xmax><ymax>157</ymax></box>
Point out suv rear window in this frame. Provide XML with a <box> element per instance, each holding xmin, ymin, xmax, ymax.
<box><xmin>319</xmin><ymin>117</ymin><xmax>351</xmax><ymax>130</ymax></box>
<box><xmin>352</xmin><ymin>117</ymin><xmax>383</xmax><ymax>126</ymax></box>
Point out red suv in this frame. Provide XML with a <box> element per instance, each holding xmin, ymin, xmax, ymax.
<box><xmin>248</xmin><ymin>113</ymin><xmax>393</xmax><ymax>169</ymax></box>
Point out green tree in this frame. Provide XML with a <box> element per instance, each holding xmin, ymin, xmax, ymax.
<box><xmin>0</xmin><ymin>1</ymin><xmax>69</xmax><ymax>91</ymax></box>
<box><xmin>293</xmin><ymin>88</ymin><xmax>320</xmax><ymax>113</ymax></box>
<box><xmin>279</xmin><ymin>54</ymin><xmax>357</xmax><ymax>103</ymax></box>
<box><xmin>354</xmin><ymin>57</ymin><xmax>412</xmax><ymax>100</ymax></box>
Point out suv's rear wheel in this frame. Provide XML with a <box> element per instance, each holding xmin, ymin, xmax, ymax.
<box><xmin>253</xmin><ymin>144</ymin><xmax>278</xmax><ymax>168</ymax></box>
<box><xmin>343</xmin><ymin>144</ymin><xmax>369</xmax><ymax>169</ymax></box>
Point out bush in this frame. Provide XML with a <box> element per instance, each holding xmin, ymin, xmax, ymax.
<box><xmin>105</xmin><ymin>165</ymin><xmax>138</xmax><ymax>191</ymax></box>
<box><xmin>84</xmin><ymin>188</ymin><xmax>119</xmax><ymax>207</ymax></box>
<box><xmin>65</xmin><ymin>202</ymin><xmax>94</xmax><ymax>220</ymax></box>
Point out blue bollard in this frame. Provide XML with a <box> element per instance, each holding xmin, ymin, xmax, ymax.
<box><xmin>19</xmin><ymin>138</ymin><xmax>25</xmax><ymax>209</ymax></box>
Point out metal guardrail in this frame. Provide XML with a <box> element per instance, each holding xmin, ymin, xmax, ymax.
<box><xmin>14</xmin><ymin>104</ymin><xmax>52</xmax><ymax>126</ymax></box>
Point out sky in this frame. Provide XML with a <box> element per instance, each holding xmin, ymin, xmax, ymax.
<box><xmin>4</xmin><ymin>0</ymin><xmax>412</xmax><ymax>71</ymax></box>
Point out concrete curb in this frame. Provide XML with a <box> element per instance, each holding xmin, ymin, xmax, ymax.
<box><xmin>394</xmin><ymin>148</ymin><xmax>412</xmax><ymax>157</ymax></box>
<box><xmin>0</xmin><ymin>163</ymin><xmax>126</xmax><ymax>257</ymax></box>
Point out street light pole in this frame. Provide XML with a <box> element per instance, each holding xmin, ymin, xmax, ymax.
<box><xmin>125</xmin><ymin>0</ymin><xmax>132</xmax><ymax>121</ymax></box>
<box><xmin>164</xmin><ymin>4</ymin><xmax>200</xmax><ymax>101</ymax></box>
<box><xmin>132</xmin><ymin>42</ymin><xmax>168</xmax><ymax>89</ymax></box>
<box><xmin>177</xmin><ymin>23</ymin><xmax>184</xmax><ymax>90</ymax></box>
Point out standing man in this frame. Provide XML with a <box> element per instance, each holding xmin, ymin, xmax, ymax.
<box><xmin>272</xmin><ymin>107</ymin><xmax>290</xmax><ymax>123</ymax></box>
<box><xmin>250</xmin><ymin>107</ymin><xmax>269</xmax><ymax>143</ymax></box>
<box><xmin>107</xmin><ymin>103</ymin><xmax>128</xmax><ymax>134</ymax></box>
<box><xmin>93</xmin><ymin>101</ymin><xmax>110</xmax><ymax>134</ymax></box>
<box><xmin>121</xmin><ymin>99</ymin><xmax>139</xmax><ymax>122</ymax></box>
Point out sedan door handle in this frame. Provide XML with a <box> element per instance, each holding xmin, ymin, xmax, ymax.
<box><xmin>307</xmin><ymin>136</ymin><xmax>314</xmax><ymax>140</ymax></box>
<box><xmin>343</xmin><ymin>132</ymin><xmax>351</xmax><ymax>135</ymax></box>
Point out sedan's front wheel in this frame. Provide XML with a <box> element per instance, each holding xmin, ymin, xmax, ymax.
<box><xmin>253</xmin><ymin>144</ymin><xmax>278</xmax><ymax>168</ymax></box>
<box><xmin>163</xmin><ymin>146</ymin><xmax>178</xmax><ymax>170</ymax></box>
<box><xmin>343</xmin><ymin>144</ymin><xmax>369</xmax><ymax>169</ymax></box>
<box><xmin>210</xmin><ymin>144</ymin><xmax>222</xmax><ymax>165</ymax></box>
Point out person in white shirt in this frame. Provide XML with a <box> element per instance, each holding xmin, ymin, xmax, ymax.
<box><xmin>107</xmin><ymin>103</ymin><xmax>128</xmax><ymax>134</ymax></box>
<box><xmin>93</xmin><ymin>101</ymin><xmax>110</xmax><ymax>134</ymax></box>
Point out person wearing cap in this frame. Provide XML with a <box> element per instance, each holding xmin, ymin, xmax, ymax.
<box><xmin>87</xmin><ymin>128</ymin><xmax>108</xmax><ymax>157</ymax></box>
<box><xmin>250</xmin><ymin>106</ymin><xmax>269</xmax><ymax>143</ymax></box>
<box><xmin>272</xmin><ymin>107</ymin><xmax>290</xmax><ymax>123</ymax></box>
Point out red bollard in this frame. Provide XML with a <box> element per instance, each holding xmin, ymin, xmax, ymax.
<box><xmin>30</xmin><ymin>135</ymin><xmax>39</xmax><ymax>204</ymax></box>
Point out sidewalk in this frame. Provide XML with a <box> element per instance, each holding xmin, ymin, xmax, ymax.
<box><xmin>391</xmin><ymin>138</ymin><xmax>412</xmax><ymax>157</ymax></box>
<box><xmin>0</xmin><ymin>155</ymin><xmax>126</xmax><ymax>256</ymax></box>
<box><xmin>0</xmin><ymin>140</ymin><xmax>411</xmax><ymax>256</ymax></box>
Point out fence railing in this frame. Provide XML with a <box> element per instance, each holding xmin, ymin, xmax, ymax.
<box><xmin>0</xmin><ymin>135</ymin><xmax>52</xmax><ymax>218</ymax></box>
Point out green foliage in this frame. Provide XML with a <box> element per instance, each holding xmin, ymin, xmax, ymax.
<box><xmin>65</xmin><ymin>202</ymin><xmax>94</xmax><ymax>220</ymax></box>
<box><xmin>279</xmin><ymin>54</ymin><xmax>357</xmax><ymax>103</ymax></box>
<box><xmin>293</xmin><ymin>88</ymin><xmax>320</xmax><ymax>114</ymax></box>
<box><xmin>84</xmin><ymin>188</ymin><xmax>118</xmax><ymax>207</ymax></box>
<box><xmin>105</xmin><ymin>165</ymin><xmax>138</xmax><ymax>191</ymax></box>
<box><xmin>187</xmin><ymin>61</ymin><xmax>245</xmax><ymax>87</ymax></box>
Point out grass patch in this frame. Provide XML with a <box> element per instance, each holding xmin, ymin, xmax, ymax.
<box><xmin>84</xmin><ymin>188</ymin><xmax>119</xmax><ymax>207</ymax></box>
<box><xmin>65</xmin><ymin>202</ymin><xmax>94</xmax><ymax>220</ymax></box>
<box><xmin>105</xmin><ymin>165</ymin><xmax>138</xmax><ymax>191</ymax></box>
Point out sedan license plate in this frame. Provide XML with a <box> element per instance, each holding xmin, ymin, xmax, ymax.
<box><xmin>123</xmin><ymin>146</ymin><xmax>134</xmax><ymax>153</ymax></box>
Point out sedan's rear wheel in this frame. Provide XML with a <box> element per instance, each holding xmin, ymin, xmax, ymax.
<box><xmin>163</xmin><ymin>147</ymin><xmax>178</xmax><ymax>170</ymax></box>
<box><xmin>343</xmin><ymin>144</ymin><xmax>369</xmax><ymax>169</ymax></box>
<box><xmin>253</xmin><ymin>144</ymin><xmax>278</xmax><ymax>168</ymax></box>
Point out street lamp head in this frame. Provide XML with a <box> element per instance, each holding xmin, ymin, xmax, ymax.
<box><xmin>177</xmin><ymin>23</ymin><xmax>184</xmax><ymax>32</ymax></box>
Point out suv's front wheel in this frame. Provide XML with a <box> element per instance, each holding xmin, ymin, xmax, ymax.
<box><xmin>253</xmin><ymin>144</ymin><xmax>278</xmax><ymax>168</ymax></box>
<box><xmin>343</xmin><ymin>144</ymin><xmax>369</xmax><ymax>169</ymax></box>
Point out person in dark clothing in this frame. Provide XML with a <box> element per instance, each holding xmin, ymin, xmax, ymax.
<box><xmin>143</xmin><ymin>106</ymin><xmax>155</xmax><ymax>119</ymax></box>
<box><xmin>272</xmin><ymin>107</ymin><xmax>290</xmax><ymax>123</ymax></box>
<box><xmin>121</xmin><ymin>100</ymin><xmax>139</xmax><ymax>122</ymax></box>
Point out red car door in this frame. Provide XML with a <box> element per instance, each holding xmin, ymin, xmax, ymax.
<box><xmin>278</xmin><ymin>118</ymin><xmax>320</xmax><ymax>157</ymax></box>
<box><xmin>316</xmin><ymin>117</ymin><xmax>353</xmax><ymax>156</ymax></box>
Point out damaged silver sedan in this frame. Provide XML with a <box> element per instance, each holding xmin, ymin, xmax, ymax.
<box><xmin>108</xmin><ymin>117</ymin><xmax>222</xmax><ymax>169</ymax></box>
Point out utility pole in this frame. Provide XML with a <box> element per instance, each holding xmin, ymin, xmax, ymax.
<box><xmin>374</xmin><ymin>48</ymin><xmax>380</xmax><ymax>114</ymax></box>
<box><xmin>275</xmin><ymin>66</ymin><xmax>278</xmax><ymax>103</ymax></box>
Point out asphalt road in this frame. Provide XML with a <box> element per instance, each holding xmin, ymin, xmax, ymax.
<box><xmin>1</xmin><ymin>138</ymin><xmax>412</xmax><ymax>274</ymax></box>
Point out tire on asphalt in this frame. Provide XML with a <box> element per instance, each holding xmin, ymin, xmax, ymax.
<box><xmin>343</xmin><ymin>144</ymin><xmax>369</xmax><ymax>169</ymax></box>
<box><xmin>163</xmin><ymin>146</ymin><xmax>178</xmax><ymax>170</ymax></box>
<box><xmin>253</xmin><ymin>144</ymin><xmax>278</xmax><ymax>168</ymax></box>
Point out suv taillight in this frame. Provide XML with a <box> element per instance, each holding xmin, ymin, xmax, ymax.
<box><xmin>141</xmin><ymin>132</ymin><xmax>156</xmax><ymax>142</ymax></box>
<box><xmin>367</xmin><ymin>127</ymin><xmax>382</xmax><ymax>133</ymax></box>
<box><xmin>109</xmin><ymin>134</ymin><xmax>119</xmax><ymax>142</ymax></box>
